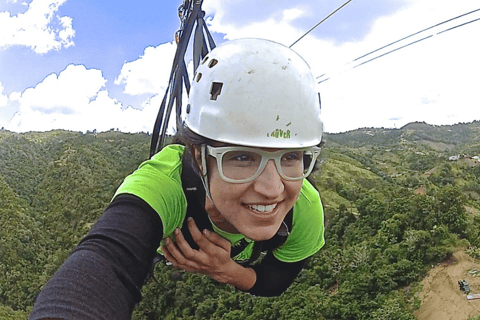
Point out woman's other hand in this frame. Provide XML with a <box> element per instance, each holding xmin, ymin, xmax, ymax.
<box><xmin>161</xmin><ymin>218</ymin><xmax>256</xmax><ymax>290</ymax></box>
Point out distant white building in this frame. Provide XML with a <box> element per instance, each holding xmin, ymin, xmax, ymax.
<box><xmin>473</xmin><ymin>156</ymin><xmax>480</xmax><ymax>162</ymax></box>
<box><xmin>449</xmin><ymin>155</ymin><xmax>460</xmax><ymax>161</ymax></box>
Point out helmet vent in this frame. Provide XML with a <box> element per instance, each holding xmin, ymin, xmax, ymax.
<box><xmin>195</xmin><ymin>73</ymin><xmax>202</xmax><ymax>83</ymax></box>
<box><xmin>201</xmin><ymin>56</ymin><xmax>209</xmax><ymax>65</ymax></box>
<box><xmin>208</xmin><ymin>59</ymin><xmax>218</xmax><ymax>68</ymax></box>
<box><xmin>210</xmin><ymin>82</ymin><xmax>223</xmax><ymax>101</ymax></box>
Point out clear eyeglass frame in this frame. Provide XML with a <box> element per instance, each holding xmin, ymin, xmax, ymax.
<box><xmin>205</xmin><ymin>145</ymin><xmax>322</xmax><ymax>184</ymax></box>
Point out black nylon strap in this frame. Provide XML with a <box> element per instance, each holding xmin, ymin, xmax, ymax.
<box><xmin>180</xmin><ymin>149</ymin><xmax>212</xmax><ymax>250</ymax></box>
<box><xmin>150</xmin><ymin>0</ymin><xmax>216</xmax><ymax>157</ymax></box>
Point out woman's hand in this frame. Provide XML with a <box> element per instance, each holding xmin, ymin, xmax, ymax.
<box><xmin>161</xmin><ymin>218</ymin><xmax>256</xmax><ymax>290</ymax></box>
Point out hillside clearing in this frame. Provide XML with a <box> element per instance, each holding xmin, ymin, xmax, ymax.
<box><xmin>414</xmin><ymin>250</ymin><xmax>480</xmax><ymax>320</ymax></box>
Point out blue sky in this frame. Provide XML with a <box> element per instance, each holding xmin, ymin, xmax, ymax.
<box><xmin>1</xmin><ymin>0</ymin><xmax>479</xmax><ymax>133</ymax></box>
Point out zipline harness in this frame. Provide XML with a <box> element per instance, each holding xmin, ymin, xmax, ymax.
<box><xmin>150</xmin><ymin>0</ymin><xmax>215</xmax><ymax>158</ymax></box>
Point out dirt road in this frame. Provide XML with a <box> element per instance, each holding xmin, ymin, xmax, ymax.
<box><xmin>414</xmin><ymin>250</ymin><xmax>480</xmax><ymax>320</ymax></box>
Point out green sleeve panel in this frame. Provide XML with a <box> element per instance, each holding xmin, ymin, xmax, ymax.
<box><xmin>273</xmin><ymin>179</ymin><xmax>325</xmax><ymax>263</ymax></box>
<box><xmin>113</xmin><ymin>145</ymin><xmax>187</xmax><ymax>238</ymax></box>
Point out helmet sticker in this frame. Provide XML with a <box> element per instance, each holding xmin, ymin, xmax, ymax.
<box><xmin>267</xmin><ymin>129</ymin><xmax>291</xmax><ymax>139</ymax></box>
<box><xmin>267</xmin><ymin>116</ymin><xmax>294</xmax><ymax>139</ymax></box>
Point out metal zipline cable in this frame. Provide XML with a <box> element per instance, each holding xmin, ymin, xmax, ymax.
<box><xmin>151</xmin><ymin>0</ymin><xmax>354</xmax><ymax>156</ymax></box>
<box><xmin>289</xmin><ymin>0</ymin><xmax>352</xmax><ymax>48</ymax></box>
<box><xmin>317</xmin><ymin>8</ymin><xmax>480</xmax><ymax>84</ymax></box>
<box><xmin>353</xmin><ymin>8</ymin><xmax>480</xmax><ymax>63</ymax></box>
<box><xmin>352</xmin><ymin>16</ymin><xmax>480</xmax><ymax>68</ymax></box>
<box><xmin>150</xmin><ymin>0</ymin><xmax>354</xmax><ymax>155</ymax></box>
<box><xmin>150</xmin><ymin>1</ymin><xmax>479</xmax><ymax>153</ymax></box>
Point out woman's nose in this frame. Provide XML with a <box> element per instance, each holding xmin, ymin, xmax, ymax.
<box><xmin>252</xmin><ymin>160</ymin><xmax>284</xmax><ymax>198</ymax></box>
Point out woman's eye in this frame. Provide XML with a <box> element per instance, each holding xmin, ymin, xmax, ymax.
<box><xmin>231</xmin><ymin>155</ymin><xmax>247</xmax><ymax>161</ymax></box>
<box><xmin>226</xmin><ymin>153</ymin><xmax>255</xmax><ymax>162</ymax></box>
<box><xmin>282</xmin><ymin>152</ymin><xmax>302</xmax><ymax>161</ymax></box>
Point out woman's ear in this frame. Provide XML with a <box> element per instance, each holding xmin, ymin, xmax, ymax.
<box><xmin>192</xmin><ymin>145</ymin><xmax>204</xmax><ymax>174</ymax></box>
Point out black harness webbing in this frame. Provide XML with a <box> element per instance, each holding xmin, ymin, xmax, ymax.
<box><xmin>149</xmin><ymin>0</ymin><xmax>216</xmax><ymax>157</ymax></box>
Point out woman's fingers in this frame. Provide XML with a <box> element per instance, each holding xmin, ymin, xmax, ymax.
<box><xmin>161</xmin><ymin>239</ymin><xmax>180</xmax><ymax>266</ymax></box>
<box><xmin>161</xmin><ymin>219</ymin><xmax>233</xmax><ymax>276</ymax></box>
<box><xmin>187</xmin><ymin>218</ymin><xmax>230</xmax><ymax>253</ymax></box>
<box><xmin>202</xmin><ymin>228</ymin><xmax>231</xmax><ymax>252</ymax></box>
<box><xmin>173</xmin><ymin>226</ymin><xmax>198</xmax><ymax>260</ymax></box>
<box><xmin>186</xmin><ymin>218</ymin><xmax>212</xmax><ymax>251</ymax></box>
<box><xmin>163</xmin><ymin>237</ymin><xmax>197</xmax><ymax>271</ymax></box>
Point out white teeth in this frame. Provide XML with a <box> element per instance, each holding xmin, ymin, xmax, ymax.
<box><xmin>247</xmin><ymin>204</ymin><xmax>277</xmax><ymax>213</ymax></box>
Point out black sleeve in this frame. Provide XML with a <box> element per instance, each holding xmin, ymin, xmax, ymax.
<box><xmin>30</xmin><ymin>194</ymin><xmax>163</xmax><ymax>320</ymax></box>
<box><xmin>246</xmin><ymin>251</ymin><xmax>308</xmax><ymax>297</ymax></box>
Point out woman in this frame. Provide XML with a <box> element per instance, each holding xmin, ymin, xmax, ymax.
<box><xmin>30</xmin><ymin>38</ymin><xmax>325</xmax><ymax>320</ymax></box>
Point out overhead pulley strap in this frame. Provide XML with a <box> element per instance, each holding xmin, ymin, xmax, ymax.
<box><xmin>203</xmin><ymin>19</ymin><xmax>216</xmax><ymax>52</ymax></box>
<box><xmin>175</xmin><ymin>64</ymin><xmax>186</xmax><ymax>131</ymax></box>
<box><xmin>193</xmin><ymin>10</ymin><xmax>216</xmax><ymax>71</ymax></box>
<box><xmin>194</xmin><ymin>12</ymin><xmax>206</xmax><ymax>71</ymax></box>
<box><xmin>150</xmin><ymin>0</ymin><xmax>216</xmax><ymax>157</ymax></box>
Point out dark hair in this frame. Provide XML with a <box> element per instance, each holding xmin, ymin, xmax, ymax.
<box><xmin>172</xmin><ymin>124</ymin><xmax>216</xmax><ymax>174</ymax></box>
<box><xmin>173</xmin><ymin>124</ymin><xmax>216</xmax><ymax>147</ymax></box>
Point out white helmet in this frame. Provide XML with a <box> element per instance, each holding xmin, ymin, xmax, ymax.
<box><xmin>186</xmin><ymin>38</ymin><xmax>323</xmax><ymax>148</ymax></box>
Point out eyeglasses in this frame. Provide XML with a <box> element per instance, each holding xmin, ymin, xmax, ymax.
<box><xmin>205</xmin><ymin>145</ymin><xmax>321</xmax><ymax>183</ymax></box>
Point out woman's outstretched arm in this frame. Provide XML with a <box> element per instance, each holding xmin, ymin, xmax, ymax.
<box><xmin>30</xmin><ymin>194</ymin><xmax>163</xmax><ymax>320</ymax></box>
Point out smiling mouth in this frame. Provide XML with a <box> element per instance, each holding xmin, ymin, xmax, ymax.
<box><xmin>246</xmin><ymin>203</ymin><xmax>278</xmax><ymax>214</ymax></box>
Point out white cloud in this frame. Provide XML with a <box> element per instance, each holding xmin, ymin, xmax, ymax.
<box><xmin>21</xmin><ymin>65</ymin><xmax>106</xmax><ymax>112</ymax></box>
<box><xmin>7</xmin><ymin>64</ymin><xmax>152</xmax><ymax>133</ymax></box>
<box><xmin>0</xmin><ymin>82</ymin><xmax>8</xmax><ymax>107</ymax></box>
<box><xmin>282</xmin><ymin>8</ymin><xmax>305</xmax><ymax>22</ymax></box>
<box><xmin>112</xmin><ymin>41</ymin><xmax>193</xmax><ymax>134</ymax></box>
<box><xmin>317</xmin><ymin>0</ymin><xmax>480</xmax><ymax>132</ymax></box>
<box><xmin>0</xmin><ymin>0</ymin><xmax>75</xmax><ymax>54</ymax></box>
<box><xmin>117</xmin><ymin>47</ymin><xmax>193</xmax><ymax>132</ymax></box>
<box><xmin>115</xmin><ymin>42</ymin><xmax>177</xmax><ymax>96</ymax></box>
<box><xmin>4</xmin><ymin>39</ymin><xmax>192</xmax><ymax>133</ymax></box>
<box><xmin>205</xmin><ymin>6</ymin><xmax>303</xmax><ymax>46</ymax></box>
<box><xmin>58</xmin><ymin>16</ymin><xmax>74</xmax><ymax>46</ymax></box>
<box><xmin>137</xmin><ymin>86</ymin><xmax>190</xmax><ymax>134</ymax></box>
<box><xmin>4</xmin><ymin>0</ymin><xmax>479</xmax><ymax>134</ymax></box>
<box><xmin>204</xmin><ymin>0</ymin><xmax>480</xmax><ymax>133</ymax></box>
<box><xmin>202</xmin><ymin>2</ymin><xmax>354</xmax><ymax>78</ymax></box>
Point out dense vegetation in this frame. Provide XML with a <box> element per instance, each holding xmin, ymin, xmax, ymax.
<box><xmin>1</xmin><ymin>121</ymin><xmax>480</xmax><ymax>319</ymax></box>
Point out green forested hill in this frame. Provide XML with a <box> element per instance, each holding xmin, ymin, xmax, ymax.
<box><xmin>1</xmin><ymin>123</ymin><xmax>480</xmax><ymax>319</ymax></box>
<box><xmin>0</xmin><ymin>130</ymin><xmax>150</xmax><ymax>318</ymax></box>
